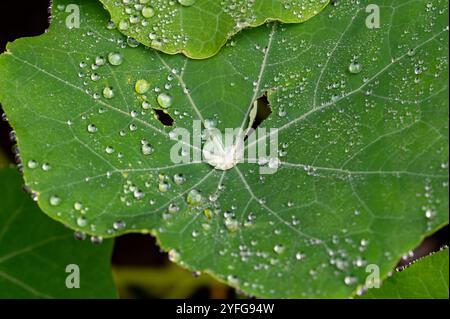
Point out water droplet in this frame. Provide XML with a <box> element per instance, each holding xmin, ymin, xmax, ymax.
<box><xmin>74</xmin><ymin>231</ymin><xmax>86</xmax><ymax>241</ymax></box>
<box><xmin>157</xmin><ymin>93</ymin><xmax>173</xmax><ymax>108</ymax></box>
<box><xmin>76</xmin><ymin>216</ymin><xmax>87</xmax><ymax>227</ymax></box>
<box><xmin>27</xmin><ymin>160</ymin><xmax>38</xmax><ymax>169</ymax></box>
<box><xmin>118</xmin><ymin>19</ymin><xmax>129</xmax><ymax>31</ymax></box>
<box><xmin>141</xmin><ymin>140</ymin><xmax>154</xmax><ymax>155</ymax></box>
<box><xmin>168</xmin><ymin>249</ymin><xmax>180</xmax><ymax>262</ymax></box>
<box><xmin>90</xmin><ymin>73</ymin><xmax>100</xmax><ymax>81</ymax></box>
<box><xmin>107</xmin><ymin>52</ymin><xmax>123</xmax><ymax>66</ymax></box>
<box><xmin>95</xmin><ymin>56</ymin><xmax>105</xmax><ymax>66</ymax></box>
<box><xmin>204</xmin><ymin>119</ymin><xmax>216</xmax><ymax>129</ymax></box>
<box><xmin>349</xmin><ymin>62</ymin><xmax>362</xmax><ymax>74</ymax></box>
<box><xmin>191</xmin><ymin>230</ymin><xmax>200</xmax><ymax>238</ymax></box>
<box><xmin>425</xmin><ymin>209</ymin><xmax>436</xmax><ymax>219</ymax></box>
<box><xmin>49</xmin><ymin>195</ymin><xmax>61</xmax><ymax>206</ymax></box>
<box><xmin>103</xmin><ymin>87</ymin><xmax>114</xmax><ymax>99</ymax></box>
<box><xmin>268</xmin><ymin>157</ymin><xmax>280</xmax><ymax>169</ymax></box>
<box><xmin>113</xmin><ymin>220</ymin><xmax>126</xmax><ymax>230</ymax></box>
<box><xmin>90</xmin><ymin>236</ymin><xmax>103</xmax><ymax>244</ymax></box>
<box><xmin>173</xmin><ymin>173</ymin><xmax>186</xmax><ymax>185</ymax></box>
<box><xmin>142</xmin><ymin>6</ymin><xmax>155</xmax><ymax>18</ymax></box>
<box><xmin>227</xmin><ymin>275</ymin><xmax>240</xmax><ymax>286</ymax></box>
<box><xmin>167</xmin><ymin>203</ymin><xmax>180</xmax><ymax>214</ymax></box>
<box><xmin>87</xmin><ymin>124</ymin><xmax>98</xmax><ymax>133</ymax></box>
<box><xmin>224</xmin><ymin>217</ymin><xmax>239</xmax><ymax>232</ymax></box>
<box><xmin>135</xmin><ymin>79</ymin><xmax>150</xmax><ymax>94</ymax></box>
<box><xmin>158</xmin><ymin>181</ymin><xmax>171</xmax><ymax>193</ymax></box>
<box><xmin>127</xmin><ymin>37</ymin><xmax>140</xmax><ymax>48</ymax></box>
<box><xmin>273</xmin><ymin>244</ymin><xmax>285</xmax><ymax>254</ymax></box>
<box><xmin>344</xmin><ymin>276</ymin><xmax>357</xmax><ymax>286</ymax></box>
<box><xmin>105</xmin><ymin>146</ymin><xmax>115</xmax><ymax>154</ymax></box>
<box><xmin>295</xmin><ymin>252</ymin><xmax>305</xmax><ymax>261</ymax></box>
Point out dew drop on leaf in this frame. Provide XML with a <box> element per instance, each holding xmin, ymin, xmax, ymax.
<box><xmin>348</xmin><ymin>61</ymin><xmax>362</xmax><ymax>74</ymax></box>
<box><xmin>186</xmin><ymin>189</ymin><xmax>202</xmax><ymax>205</ymax></box>
<box><xmin>107</xmin><ymin>52</ymin><xmax>123</xmax><ymax>66</ymax></box>
<box><xmin>103</xmin><ymin>87</ymin><xmax>115</xmax><ymax>99</ymax></box>
<box><xmin>135</xmin><ymin>79</ymin><xmax>150</xmax><ymax>94</ymax></box>
<box><xmin>140</xmin><ymin>140</ymin><xmax>154</xmax><ymax>155</ymax></box>
<box><xmin>77</xmin><ymin>216</ymin><xmax>87</xmax><ymax>227</ymax></box>
<box><xmin>27</xmin><ymin>160</ymin><xmax>38</xmax><ymax>169</ymax></box>
<box><xmin>168</xmin><ymin>249</ymin><xmax>180</xmax><ymax>262</ymax></box>
<box><xmin>42</xmin><ymin>163</ymin><xmax>51</xmax><ymax>171</ymax></box>
<box><xmin>274</xmin><ymin>244</ymin><xmax>285</xmax><ymax>254</ymax></box>
<box><xmin>49</xmin><ymin>195</ymin><xmax>61</xmax><ymax>206</ymax></box>
<box><xmin>157</xmin><ymin>93</ymin><xmax>173</xmax><ymax>108</ymax></box>
<box><xmin>227</xmin><ymin>275</ymin><xmax>240</xmax><ymax>286</ymax></box>
<box><xmin>173</xmin><ymin>173</ymin><xmax>186</xmax><ymax>185</ymax></box>
<box><xmin>90</xmin><ymin>236</ymin><xmax>103</xmax><ymax>244</ymax></box>
<box><xmin>224</xmin><ymin>217</ymin><xmax>239</xmax><ymax>232</ymax></box>
<box><xmin>87</xmin><ymin>124</ymin><xmax>98</xmax><ymax>133</ymax></box>
<box><xmin>158</xmin><ymin>181</ymin><xmax>171</xmax><ymax>193</ymax></box>
<box><xmin>141</xmin><ymin>6</ymin><xmax>155</xmax><ymax>18</ymax></box>
<box><xmin>113</xmin><ymin>220</ymin><xmax>126</xmax><ymax>230</ymax></box>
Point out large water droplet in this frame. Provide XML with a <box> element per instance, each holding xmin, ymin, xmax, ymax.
<box><xmin>142</xmin><ymin>6</ymin><xmax>155</xmax><ymax>18</ymax></box>
<box><xmin>157</xmin><ymin>93</ymin><xmax>173</xmax><ymax>108</ymax></box>
<box><xmin>135</xmin><ymin>79</ymin><xmax>150</xmax><ymax>94</ymax></box>
<box><xmin>108</xmin><ymin>52</ymin><xmax>123</xmax><ymax>66</ymax></box>
<box><xmin>87</xmin><ymin>124</ymin><xmax>98</xmax><ymax>133</ymax></box>
<box><xmin>349</xmin><ymin>61</ymin><xmax>362</xmax><ymax>74</ymax></box>
<box><xmin>103</xmin><ymin>87</ymin><xmax>114</xmax><ymax>99</ymax></box>
<box><xmin>141</xmin><ymin>140</ymin><xmax>154</xmax><ymax>155</ymax></box>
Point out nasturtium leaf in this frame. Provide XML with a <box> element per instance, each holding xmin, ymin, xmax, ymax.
<box><xmin>99</xmin><ymin>0</ymin><xmax>330</xmax><ymax>59</ymax></box>
<box><xmin>0</xmin><ymin>0</ymin><xmax>448</xmax><ymax>298</ymax></box>
<box><xmin>0</xmin><ymin>169</ymin><xmax>117</xmax><ymax>298</ymax></box>
<box><xmin>362</xmin><ymin>248</ymin><xmax>449</xmax><ymax>299</ymax></box>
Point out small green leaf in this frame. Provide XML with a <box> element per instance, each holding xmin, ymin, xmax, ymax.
<box><xmin>100</xmin><ymin>0</ymin><xmax>330</xmax><ymax>59</ymax></box>
<box><xmin>0</xmin><ymin>0</ymin><xmax>448</xmax><ymax>298</ymax></box>
<box><xmin>361</xmin><ymin>248</ymin><xmax>449</xmax><ymax>299</ymax></box>
<box><xmin>0</xmin><ymin>169</ymin><xmax>117</xmax><ymax>298</ymax></box>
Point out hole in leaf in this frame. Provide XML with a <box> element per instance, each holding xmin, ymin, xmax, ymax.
<box><xmin>251</xmin><ymin>93</ymin><xmax>272</xmax><ymax>130</ymax></box>
<box><xmin>153</xmin><ymin>109</ymin><xmax>174</xmax><ymax>126</ymax></box>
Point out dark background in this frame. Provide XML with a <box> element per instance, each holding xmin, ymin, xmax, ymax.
<box><xmin>0</xmin><ymin>0</ymin><xmax>447</xmax><ymax>299</ymax></box>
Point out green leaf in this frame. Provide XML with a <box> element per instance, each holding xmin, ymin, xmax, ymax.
<box><xmin>99</xmin><ymin>0</ymin><xmax>330</xmax><ymax>59</ymax></box>
<box><xmin>0</xmin><ymin>0</ymin><xmax>448</xmax><ymax>298</ymax></box>
<box><xmin>361</xmin><ymin>248</ymin><xmax>449</xmax><ymax>299</ymax></box>
<box><xmin>0</xmin><ymin>169</ymin><xmax>117</xmax><ymax>298</ymax></box>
